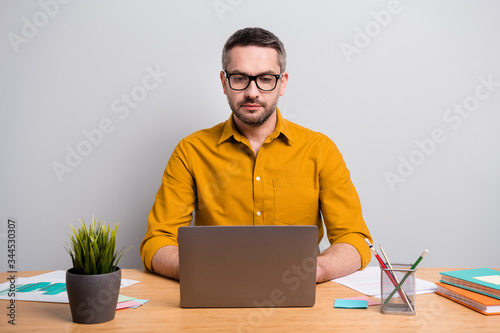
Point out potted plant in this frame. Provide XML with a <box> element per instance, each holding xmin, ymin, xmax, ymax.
<box><xmin>65</xmin><ymin>216</ymin><xmax>131</xmax><ymax>324</ymax></box>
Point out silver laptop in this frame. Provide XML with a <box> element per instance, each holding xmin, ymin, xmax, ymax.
<box><xmin>178</xmin><ymin>225</ymin><xmax>317</xmax><ymax>308</ymax></box>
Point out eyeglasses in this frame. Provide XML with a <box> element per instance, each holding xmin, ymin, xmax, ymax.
<box><xmin>224</xmin><ymin>72</ymin><xmax>282</xmax><ymax>91</ymax></box>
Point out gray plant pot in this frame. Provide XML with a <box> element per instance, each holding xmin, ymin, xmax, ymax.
<box><xmin>66</xmin><ymin>267</ymin><xmax>121</xmax><ymax>324</ymax></box>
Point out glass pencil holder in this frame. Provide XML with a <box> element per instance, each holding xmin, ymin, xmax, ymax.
<box><xmin>380</xmin><ymin>263</ymin><xmax>416</xmax><ymax>315</ymax></box>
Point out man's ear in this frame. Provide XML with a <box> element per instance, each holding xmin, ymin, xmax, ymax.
<box><xmin>279</xmin><ymin>72</ymin><xmax>289</xmax><ymax>97</ymax></box>
<box><xmin>220</xmin><ymin>71</ymin><xmax>228</xmax><ymax>95</ymax></box>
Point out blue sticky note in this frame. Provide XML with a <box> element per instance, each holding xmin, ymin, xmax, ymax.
<box><xmin>130</xmin><ymin>299</ymin><xmax>149</xmax><ymax>308</ymax></box>
<box><xmin>334</xmin><ymin>299</ymin><xmax>369</xmax><ymax>309</ymax></box>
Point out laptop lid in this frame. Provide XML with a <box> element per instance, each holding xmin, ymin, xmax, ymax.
<box><xmin>178</xmin><ymin>225</ymin><xmax>318</xmax><ymax>308</ymax></box>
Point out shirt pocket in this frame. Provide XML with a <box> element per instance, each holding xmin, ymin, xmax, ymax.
<box><xmin>273</xmin><ymin>177</ymin><xmax>317</xmax><ymax>225</ymax></box>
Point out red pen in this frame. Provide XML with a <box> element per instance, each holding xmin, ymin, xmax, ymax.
<box><xmin>364</xmin><ymin>238</ymin><xmax>413</xmax><ymax>309</ymax></box>
<box><xmin>365</xmin><ymin>238</ymin><xmax>388</xmax><ymax>269</ymax></box>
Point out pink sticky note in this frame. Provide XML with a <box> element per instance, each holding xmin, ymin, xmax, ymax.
<box><xmin>116</xmin><ymin>300</ymin><xmax>142</xmax><ymax>310</ymax></box>
<box><xmin>342</xmin><ymin>296</ymin><xmax>380</xmax><ymax>306</ymax></box>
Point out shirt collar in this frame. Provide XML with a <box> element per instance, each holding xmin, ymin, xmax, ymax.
<box><xmin>218</xmin><ymin>108</ymin><xmax>294</xmax><ymax>145</ymax></box>
<box><xmin>272</xmin><ymin>108</ymin><xmax>294</xmax><ymax>144</ymax></box>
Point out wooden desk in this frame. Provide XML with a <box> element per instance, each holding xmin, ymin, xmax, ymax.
<box><xmin>1</xmin><ymin>268</ymin><xmax>499</xmax><ymax>332</ymax></box>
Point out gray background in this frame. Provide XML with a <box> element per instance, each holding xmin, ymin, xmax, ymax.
<box><xmin>1</xmin><ymin>0</ymin><xmax>499</xmax><ymax>272</ymax></box>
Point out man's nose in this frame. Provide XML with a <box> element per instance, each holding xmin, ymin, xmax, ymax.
<box><xmin>244</xmin><ymin>80</ymin><xmax>260</xmax><ymax>99</ymax></box>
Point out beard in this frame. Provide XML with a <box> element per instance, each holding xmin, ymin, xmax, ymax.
<box><xmin>227</xmin><ymin>94</ymin><xmax>279</xmax><ymax>127</ymax></box>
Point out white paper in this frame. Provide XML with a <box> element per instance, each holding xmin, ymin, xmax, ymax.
<box><xmin>331</xmin><ymin>266</ymin><xmax>437</xmax><ymax>298</ymax></box>
<box><xmin>473</xmin><ymin>275</ymin><xmax>500</xmax><ymax>285</ymax></box>
<box><xmin>0</xmin><ymin>270</ymin><xmax>138</xmax><ymax>303</ymax></box>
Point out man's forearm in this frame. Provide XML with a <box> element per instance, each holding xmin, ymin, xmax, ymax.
<box><xmin>316</xmin><ymin>242</ymin><xmax>361</xmax><ymax>283</ymax></box>
<box><xmin>151</xmin><ymin>245</ymin><xmax>180</xmax><ymax>280</ymax></box>
<box><xmin>151</xmin><ymin>243</ymin><xmax>360</xmax><ymax>282</ymax></box>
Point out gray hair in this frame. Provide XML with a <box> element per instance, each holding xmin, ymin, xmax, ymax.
<box><xmin>222</xmin><ymin>27</ymin><xmax>286</xmax><ymax>72</ymax></box>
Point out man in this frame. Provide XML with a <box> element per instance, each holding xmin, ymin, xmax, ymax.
<box><xmin>140</xmin><ymin>27</ymin><xmax>372</xmax><ymax>282</ymax></box>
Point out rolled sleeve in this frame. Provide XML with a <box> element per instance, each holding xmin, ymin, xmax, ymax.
<box><xmin>140</xmin><ymin>140</ymin><xmax>196</xmax><ymax>271</ymax></box>
<box><xmin>319</xmin><ymin>138</ymin><xmax>372</xmax><ymax>270</ymax></box>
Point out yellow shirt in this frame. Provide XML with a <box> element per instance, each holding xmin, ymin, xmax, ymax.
<box><xmin>140</xmin><ymin>109</ymin><xmax>372</xmax><ymax>271</ymax></box>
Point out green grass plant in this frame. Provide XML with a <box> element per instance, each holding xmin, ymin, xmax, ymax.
<box><xmin>65</xmin><ymin>216</ymin><xmax>131</xmax><ymax>275</ymax></box>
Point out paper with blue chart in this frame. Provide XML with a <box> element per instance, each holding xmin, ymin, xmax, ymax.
<box><xmin>0</xmin><ymin>270</ymin><xmax>138</xmax><ymax>303</ymax></box>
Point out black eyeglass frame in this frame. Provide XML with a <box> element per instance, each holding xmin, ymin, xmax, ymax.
<box><xmin>224</xmin><ymin>72</ymin><xmax>283</xmax><ymax>91</ymax></box>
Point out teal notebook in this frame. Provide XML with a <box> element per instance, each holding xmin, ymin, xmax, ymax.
<box><xmin>440</xmin><ymin>268</ymin><xmax>500</xmax><ymax>300</ymax></box>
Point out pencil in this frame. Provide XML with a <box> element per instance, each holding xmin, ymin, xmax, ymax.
<box><xmin>364</xmin><ymin>239</ymin><xmax>412</xmax><ymax>308</ymax></box>
<box><xmin>379</xmin><ymin>244</ymin><xmax>414</xmax><ymax>312</ymax></box>
<box><xmin>384</xmin><ymin>249</ymin><xmax>429</xmax><ymax>304</ymax></box>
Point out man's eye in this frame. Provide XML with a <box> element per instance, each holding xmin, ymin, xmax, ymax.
<box><xmin>233</xmin><ymin>76</ymin><xmax>246</xmax><ymax>82</ymax></box>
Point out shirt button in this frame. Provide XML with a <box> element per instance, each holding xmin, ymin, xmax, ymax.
<box><xmin>256</xmin><ymin>211</ymin><xmax>261</xmax><ymax>216</ymax></box>
<box><xmin>256</xmin><ymin>176</ymin><xmax>261</xmax><ymax>181</ymax></box>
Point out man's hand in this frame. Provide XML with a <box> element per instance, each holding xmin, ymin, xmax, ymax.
<box><xmin>316</xmin><ymin>243</ymin><xmax>361</xmax><ymax>283</ymax></box>
<box><xmin>151</xmin><ymin>245</ymin><xmax>180</xmax><ymax>280</ymax></box>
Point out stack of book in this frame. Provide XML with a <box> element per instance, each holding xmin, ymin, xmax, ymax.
<box><xmin>436</xmin><ymin>268</ymin><xmax>500</xmax><ymax>315</ymax></box>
